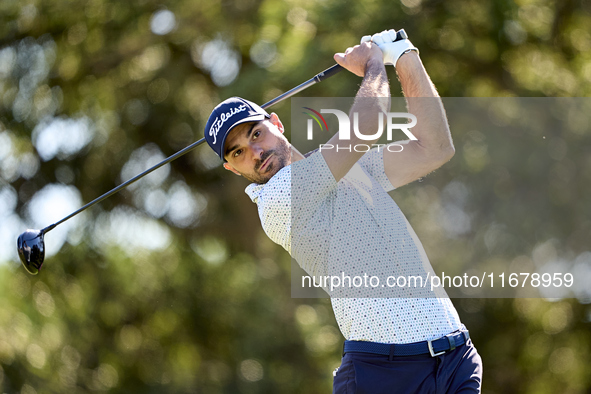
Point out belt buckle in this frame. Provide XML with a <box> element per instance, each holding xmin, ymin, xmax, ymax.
<box><xmin>427</xmin><ymin>340</ymin><xmax>446</xmax><ymax>357</ymax></box>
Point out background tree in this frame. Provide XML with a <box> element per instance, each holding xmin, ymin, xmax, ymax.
<box><xmin>1</xmin><ymin>0</ymin><xmax>590</xmax><ymax>392</ymax></box>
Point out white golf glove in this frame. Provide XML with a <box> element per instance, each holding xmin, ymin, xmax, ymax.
<box><xmin>361</xmin><ymin>29</ymin><xmax>418</xmax><ymax>67</ymax></box>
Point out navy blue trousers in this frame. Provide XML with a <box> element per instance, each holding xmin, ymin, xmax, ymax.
<box><xmin>332</xmin><ymin>339</ymin><xmax>482</xmax><ymax>394</ymax></box>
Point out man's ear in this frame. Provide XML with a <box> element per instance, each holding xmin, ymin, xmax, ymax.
<box><xmin>223</xmin><ymin>162</ymin><xmax>241</xmax><ymax>176</ymax></box>
<box><xmin>269</xmin><ymin>112</ymin><xmax>284</xmax><ymax>134</ymax></box>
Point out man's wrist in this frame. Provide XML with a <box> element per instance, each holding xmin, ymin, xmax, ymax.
<box><xmin>396</xmin><ymin>51</ymin><xmax>438</xmax><ymax>97</ymax></box>
<box><xmin>365</xmin><ymin>57</ymin><xmax>386</xmax><ymax>76</ymax></box>
<box><xmin>395</xmin><ymin>50</ymin><xmax>420</xmax><ymax>73</ymax></box>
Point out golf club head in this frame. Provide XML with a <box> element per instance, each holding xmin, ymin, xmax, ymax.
<box><xmin>17</xmin><ymin>229</ymin><xmax>45</xmax><ymax>275</ymax></box>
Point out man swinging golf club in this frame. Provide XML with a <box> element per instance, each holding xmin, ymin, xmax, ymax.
<box><xmin>205</xmin><ymin>29</ymin><xmax>483</xmax><ymax>393</ymax></box>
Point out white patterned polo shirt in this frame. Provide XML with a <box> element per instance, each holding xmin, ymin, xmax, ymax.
<box><xmin>246</xmin><ymin>148</ymin><xmax>462</xmax><ymax>344</ymax></box>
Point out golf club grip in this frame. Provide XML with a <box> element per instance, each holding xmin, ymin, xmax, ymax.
<box><xmin>314</xmin><ymin>64</ymin><xmax>344</xmax><ymax>83</ymax></box>
<box><xmin>261</xmin><ymin>63</ymin><xmax>343</xmax><ymax>109</ymax></box>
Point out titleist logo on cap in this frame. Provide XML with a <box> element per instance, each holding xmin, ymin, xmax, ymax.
<box><xmin>209</xmin><ymin>104</ymin><xmax>248</xmax><ymax>145</ymax></box>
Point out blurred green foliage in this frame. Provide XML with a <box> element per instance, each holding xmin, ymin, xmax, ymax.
<box><xmin>1</xmin><ymin>0</ymin><xmax>591</xmax><ymax>393</ymax></box>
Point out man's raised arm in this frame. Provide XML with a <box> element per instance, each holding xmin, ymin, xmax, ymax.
<box><xmin>383</xmin><ymin>51</ymin><xmax>455</xmax><ymax>189</ymax></box>
<box><xmin>322</xmin><ymin>42</ymin><xmax>391</xmax><ymax>182</ymax></box>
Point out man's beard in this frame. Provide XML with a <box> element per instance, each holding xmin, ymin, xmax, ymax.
<box><xmin>242</xmin><ymin>138</ymin><xmax>291</xmax><ymax>184</ymax></box>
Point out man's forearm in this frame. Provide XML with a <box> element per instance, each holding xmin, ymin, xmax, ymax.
<box><xmin>324</xmin><ymin>42</ymin><xmax>392</xmax><ymax>181</ymax></box>
<box><xmin>354</xmin><ymin>59</ymin><xmax>390</xmax><ymax>105</ymax></box>
<box><xmin>348</xmin><ymin>59</ymin><xmax>391</xmax><ymax>146</ymax></box>
<box><xmin>396</xmin><ymin>52</ymin><xmax>454</xmax><ymax>156</ymax></box>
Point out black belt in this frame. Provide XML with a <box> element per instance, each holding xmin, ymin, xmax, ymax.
<box><xmin>343</xmin><ymin>330</ymin><xmax>469</xmax><ymax>358</ymax></box>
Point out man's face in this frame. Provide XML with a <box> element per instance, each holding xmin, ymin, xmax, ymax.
<box><xmin>222</xmin><ymin>113</ymin><xmax>291</xmax><ymax>184</ymax></box>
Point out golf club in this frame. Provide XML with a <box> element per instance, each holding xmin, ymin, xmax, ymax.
<box><xmin>17</xmin><ymin>29</ymin><xmax>408</xmax><ymax>275</ymax></box>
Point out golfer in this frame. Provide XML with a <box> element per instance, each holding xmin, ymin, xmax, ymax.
<box><xmin>205</xmin><ymin>30</ymin><xmax>482</xmax><ymax>393</ymax></box>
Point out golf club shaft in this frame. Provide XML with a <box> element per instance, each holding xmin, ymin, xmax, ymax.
<box><xmin>261</xmin><ymin>64</ymin><xmax>344</xmax><ymax>108</ymax></box>
<box><xmin>40</xmin><ymin>64</ymin><xmax>344</xmax><ymax>234</ymax></box>
<box><xmin>41</xmin><ymin>137</ymin><xmax>206</xmax><ymax>233</ymax></box>
<box><xmin>41</xmin><ymin>29</ymin><xmax>409</xmax><ymax>234</ymax></box>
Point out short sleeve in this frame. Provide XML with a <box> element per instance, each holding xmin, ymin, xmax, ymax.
<box><xmin>356</xmin><ymin>147</ymin><xmax>396</xmax><ymax>192</ymax></box>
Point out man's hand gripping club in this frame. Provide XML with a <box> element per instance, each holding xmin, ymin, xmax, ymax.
<box><xmin>361</xmin><ymin>29</ymin><xmax>418</xmax><ymax>67</ymax></box>
<box><xmin>333</xmin><ymin>41</ymin><xmax>385</xmax><ymax>77</ymax></box>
